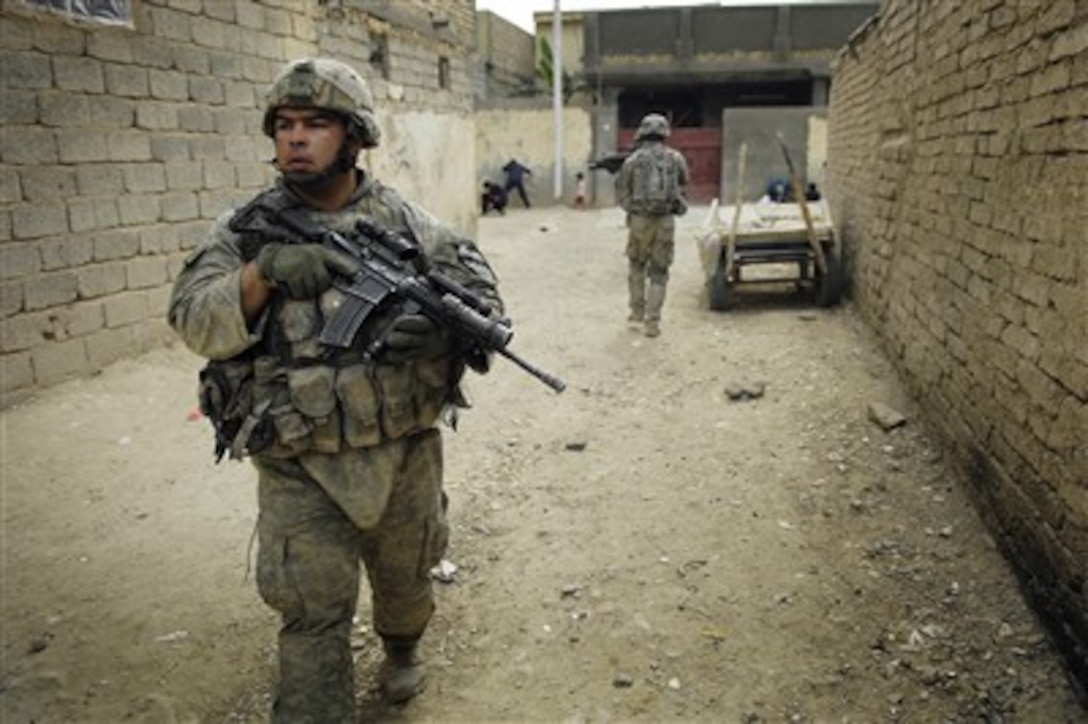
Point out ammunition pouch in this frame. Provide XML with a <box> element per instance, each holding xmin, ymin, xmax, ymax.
<box><xmin>198</xmin><ymin>357</ymin><xmax>267</xmax><ymax>461</ymax></box>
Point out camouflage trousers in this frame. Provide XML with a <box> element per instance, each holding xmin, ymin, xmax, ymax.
<box><xmin>253</xmin><ymin>429</ymin><xmax>449</xmax><ymax>723</ymax></box>
<box><xmin>626</xmin><ymin>214</ymin><xmax>676</xmax><ymax>320</ymax></box>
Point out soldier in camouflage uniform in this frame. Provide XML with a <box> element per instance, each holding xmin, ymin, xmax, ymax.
<box><xmin>616</xmin><ymin>113</ymin><xmax>690</xmax><ymax>338</ymax></box>
<box><xmin>168</xmin><ymin>58</ymin><xmax>502</xmax><ymax>722</ymax></box>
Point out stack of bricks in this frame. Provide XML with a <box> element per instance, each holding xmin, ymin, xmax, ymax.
<box><xmin>827</xmin><ymin>0</ymin><xmax>1086</xmax><ymax>688</ymax></box>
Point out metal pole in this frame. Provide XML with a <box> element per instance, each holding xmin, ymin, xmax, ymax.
<box><xmin>552</xmin><ymin>0</ymin><xmax>562</xmax><ymax>202</ymax></box>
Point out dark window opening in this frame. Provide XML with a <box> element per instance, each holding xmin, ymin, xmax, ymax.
<box><xmin>617</xmin><ymin>88</ymin><xmax>702</xmax><ymax>130</ymax></box>
<box><xmin>369</xmin><ymin>34</ymin><xmax>390</xmax><ymax>80</ymax></box>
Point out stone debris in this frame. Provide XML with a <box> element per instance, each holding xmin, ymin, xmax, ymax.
<box><xmin>725</xmin><ymin>382</ymin><xmax>766</xmax><ymax>401</ymax></box>
<box><xmin>430</xmin><ymin>559</ymin><xmax>458</xmax><ymax>583</ymax></box>
<box><xmin>868</xmin><ymin>401</ymin><xmax>907</xmax><ymax>431</ymax></box>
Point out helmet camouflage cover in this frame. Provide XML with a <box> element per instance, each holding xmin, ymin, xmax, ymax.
<box><xmin>263</xmin><ymin>58</ymin><xmax>382</xmax><ymax>148</ymax></box>
<box><xmin>635</xmin><ymin>113</ymin><xmax>670</xmax><ymax>141</ymax></box>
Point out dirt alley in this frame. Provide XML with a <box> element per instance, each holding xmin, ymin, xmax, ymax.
<box><xmin>1</xmin><ymin>205</ymin><xmax>1084</xmax><ymax>723</ymax></box>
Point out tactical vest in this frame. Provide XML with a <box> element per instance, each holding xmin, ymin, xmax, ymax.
<box><xmin>200</xmin><ymin>187</ymin><xmax>459</xmax><ymax>461</ymax></box>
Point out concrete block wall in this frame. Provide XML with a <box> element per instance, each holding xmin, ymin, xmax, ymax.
<box><xmin>0</xmin><ymin>0</ymin><xmax>477</xmax><ymax>408</ymax></box>
<box><xmin>475</xmin><ymin>99</ymin><xmax>594</xmax><ymax>207</ymax></box>
<box><xmin>826</xmin><ymin>0</ymin><xmax>1087</xmax><ymax>694</ymax></box>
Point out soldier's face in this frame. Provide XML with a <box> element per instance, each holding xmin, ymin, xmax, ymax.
<box><xmin>273</xmin><ymin>108</ymin><xmax>348</xmax><ymax>176</ymax></box>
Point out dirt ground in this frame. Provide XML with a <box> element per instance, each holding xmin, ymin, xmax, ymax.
<box><xmin>2</xmin><ymin>205</ymin><xmax>1084</xmax><ymax>723</ymax></box>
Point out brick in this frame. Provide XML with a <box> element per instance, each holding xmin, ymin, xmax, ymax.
<box><xmin>0</xmin><ymin>90</ymin><xmax>39</xmax><ymax>125</ymax></box>
<box><xmin>61</xmin><ymin>300</ymin><xmax>105</xmax><ymax>338</ymax></box>
<box><xmin>122</xmin><ymin>163</ymin><xmax>168</xmax><ymax>193</ymax></box>
<box><xmin>40</xmin><ymin>235</ymin><xmax>93</xmax><ymax>271</ymax></box>
<box><xmin>149</xmin><ymin>69</ymin><xmax>190</xmax><ymax>101</ymax></box>
<box><xmin>74</xmin><ymin>164</ymin><xmax>121</xmax><ymax>197</ymax></box>
<box><xmin>58</xmin><ymin>200</ymin><xmax>96</xmax><ymax>241</ymax></box>
<box><xmin>92</xmin><ymin>228</ymin><xmax>141</xmax><ymax>263</ymax></box>
<box><xmin>107</xmin><ymin>131</ymin><xmax>153</xmax><ymax>162</ymax></box>
<box><xmin>20</xmin><ymin>166</ymin><xmax>77</xmax><ymax>203</ymax></box>
<box><xmin>31</xmin><ymin>21</ymin><xmax>86</xmax><ymax>55</ymax></box>
<box><xmin>139</xmin><ymin>224</ymin><xmax>181</xmax><ymax>255</ymax></box>
<box><xmin>5</xmin><ymin>52</ymin><xmax>52</xmax><ymax>90</ymax></box>
<box><xmin>136</xmin><ymin>102</ymin><xmax>179</xmax><ymax>131</ymax></box>
<box><xmin>57</xmin><ymin>130</ymin><xmax>109</xmax><ymax>163</ymax></box>
<box><xmin>77</xmin><ymin>262</ymin><xmax>126</xmax><ymax>299</ymax></box>
<box><xmin>0</xmin><ymin>280</ymin><xmax>23</xmax><ymax>318</ymax></box>
<box><xmin>150</xmin><ymin>7</ymin><xmax>193</xmax><ymax>42</ymax></box>
<box><xmin>104</xmin><ymin>291</ymin><xmax>149</xmax><ymax>327</ymax></box>
<box><xmin>87</xmin><ymin>33</ymin><xmax>135</xmax><ymax>63</ymax></box>
<box><xmin>86</xmin><ymin>95</ymin><xmax>136</xmax><ymax>128</ymax></box>
<box><xmin>24</xmin><ymin>271</ymin><xmax>78</xmax><ymax>311</ymax></box>
<box><xmin>53</xmin><ymin>56</ymin><xmax>105</xmax><ymax>93</ymax></box>
<box><xmin>189</xmin><ymin>75</ymin><xmax>225</xmax><ymax>104</ymax></box>
<box><xmin>151</xmin><ymin>135</ymin><xmax>192</xmax><ymax>162</ymax></box>
<box><xmin>192</xmin><ymin>17</ymin><xmax>227</xmax><ymax>49</ymax></box>
<box><xmin>39</xmin><ymin>92</ymin><xmax>91</xmax><ymax>127</ymax></box>
<box><xmin>0</xmin><ymin>243</ymin><xmax>40</xmax><ymax>281</ymax></box>
<box><xmin>117</xmin><ymin>195</ymin><xmax>162</xmax><ymax>226</ymax></box>
<box><xmin>165</xmin><ymin>161</ymin><xmax>203</xmax><ymax>191</ymax></box>
<box><xmin>12</xmin><ymin>203</ymin><xmax>68</xmax><ymax>240</ymax></box>
<box><xmin>161</xmin><ymin>191</ymin><xmax>200</xmax><ymax>221</ymax></box>
<box><xmin>104</xmin><ymin>63</ymin><xmax>150</xmax><ymax>97</ymax></box>
<box><xmin>126</xmin><ymin>256</ymin><xmax>168</xmax><ymax>289</ymax></box>
<box><xmin>1</xmin><ymin>126</ymin><xmax>59</xmax><ymax>165</ymax></box>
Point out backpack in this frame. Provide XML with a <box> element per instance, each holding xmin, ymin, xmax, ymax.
<box><xmin>628</xmin><ymin>146</ymin><xmax>681</xmax><ymax>215</ymax></box>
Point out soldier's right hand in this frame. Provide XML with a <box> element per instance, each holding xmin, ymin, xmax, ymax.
<box><xmin>256</xmin><ymin>243</ymin><xmax>361</xmax><ymax>299</ymax></box>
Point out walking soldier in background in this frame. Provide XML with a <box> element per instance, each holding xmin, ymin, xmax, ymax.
<box><xmin>168</xmin><ymin>57</ymin><xmax>503</xmax><ymax>722</ymax></box>
<box><xmin>616</xmin><ymin>113</ymin><xmax>690</xmax><ymax>338</ymax></box>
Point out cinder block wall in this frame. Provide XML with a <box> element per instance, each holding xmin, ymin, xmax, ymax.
<box><xmin>0</xmin><ymin>0</ymin><xmax>476</xmax><ymax>408</ymax></box>
<box><xmin>827</xmin><ymin>0</ymin><xmax>1087</xmax><ymax>693</ymax></box>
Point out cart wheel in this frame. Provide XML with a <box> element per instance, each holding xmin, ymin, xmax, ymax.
<box><xmin>709</xmin><ymin>263</ymin><xmax>731</xmax><ymax>311</ymax></box>
<box><xmin>817</xmin><ymin>247</ymin><xmax>843</xmax><ymax>307</ymax></box>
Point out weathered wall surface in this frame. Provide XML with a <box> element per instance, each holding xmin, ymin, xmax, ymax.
<box><xmin>476</xmin><ymin>9</ymin><xmax>535</xmax><ymax>98</ymax></box>
<box><xmin>0</xmin><ymin>0</ymin><xmax>477</xmax><ymax>407</ymax></box>
<box><xmin>720</xmin><ymin>107</ymin><xmax>827</xmax><ymax>202</ymax></box>
<box><xmin>827</xmin><ymin>0</ymin><xmax>1087</xmax><ymax>693</ymax></box>
<box><xmin>476</xmin><ymin>100</ymin><xmax>594</xmax><ymax>206</ymax></box>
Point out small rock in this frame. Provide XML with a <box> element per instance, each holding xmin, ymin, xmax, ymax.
<box><xmin>565</xmin><ymin>439</ymin><xmax>588</xmax><ymax>452</ymax></box>
<box><xmin>868</xmin><ymin>402</ymin><xmax>907</xmax><ymax>431</ymax></box>
<box><xmin>612</xmin><ymin>674</ymin><xmax>634</xmax><ymax>688</ymax></box>
<box><xmin>430</xmin><ymin>559</ymin><xmax>459</xmax><ymax>583</ymax></box>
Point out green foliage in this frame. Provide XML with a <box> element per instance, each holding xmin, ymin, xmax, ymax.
<box><xmin>531</xmin><ymin>36</ymin><xmax>594</xmax><ymax>104</ymax></box>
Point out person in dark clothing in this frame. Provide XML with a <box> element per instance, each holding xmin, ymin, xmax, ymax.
<box><xmin>481</xmin><ymin>181</ymin><xmax>507</xmax><ymax>215</ymax></box>
<box><xmin>502</xmin><ymin>158</ymin><xmax>532</xmax><ymax>208</ymax></box>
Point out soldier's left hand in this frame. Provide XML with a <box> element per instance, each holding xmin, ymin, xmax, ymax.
<box><xmin>382</xmin><ymin>314</ymin><xmax>451</xmax><ymax>363</ymax></box>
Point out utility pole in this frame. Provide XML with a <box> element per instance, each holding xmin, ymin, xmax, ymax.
<box><xmin>552</xmin><ymin>0</ymin><xmax>563</xmax><ymax>202</ymax></box>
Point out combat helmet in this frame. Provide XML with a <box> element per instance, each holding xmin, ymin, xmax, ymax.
<box><xmin>263</xmin><ymin>58</ymin><xmax>381</xmax><ymax>148</ymax></box>
<box><xmin>635</xmin><ymin>113</ymin><xmax>670</xmax><ymax>141</ymax></box>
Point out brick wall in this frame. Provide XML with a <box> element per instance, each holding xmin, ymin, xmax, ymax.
<box><xmin>476</xmin><ymin>10</ymin><xmax>535</xmax><ymax>98</ymax></box>
<box><xmin>827</xmin><ymin>0</ymin><xmax>1087</xmax><ymax>693</ymax></box>
<box><xmin>0</xmin><ymin>0</ymin><xmax>476</xmax><ymax>407</ymax></box>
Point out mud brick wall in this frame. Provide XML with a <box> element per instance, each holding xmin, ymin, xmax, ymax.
<box><xmin>826</xmin><ymin>0</ymin><xmax>1087</xmax><ymax>694</ymax></box>
<box><xmin>0</xmin><ymin>0</ymin><xmax>477</xmax><ymax>408</ymax></box>
<box><xmin>476</xmin><ymin>10</ymin><xmax>535</xmax><ymax>99</ymax></box>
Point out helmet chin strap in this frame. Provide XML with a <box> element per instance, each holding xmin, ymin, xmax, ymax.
<box><xmin>276</xmin><ymin>140</ymin><xmax>359</xmax><ymax>193</ymax></box>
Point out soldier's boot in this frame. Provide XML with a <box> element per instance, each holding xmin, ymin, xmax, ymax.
<box><xmin>379</xmin><ymin>636</ymin><xmax>426</xmax><ymax>705</ymax></box>
<box><xmin>644</xmin><ymin>281</ymin><xmax>667</xmax><ymax>338</ymax></box>
<box><xmin>627</xmin><ymin>263</ymin><xmax>646</xmax><ymax>325</ymax></box>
